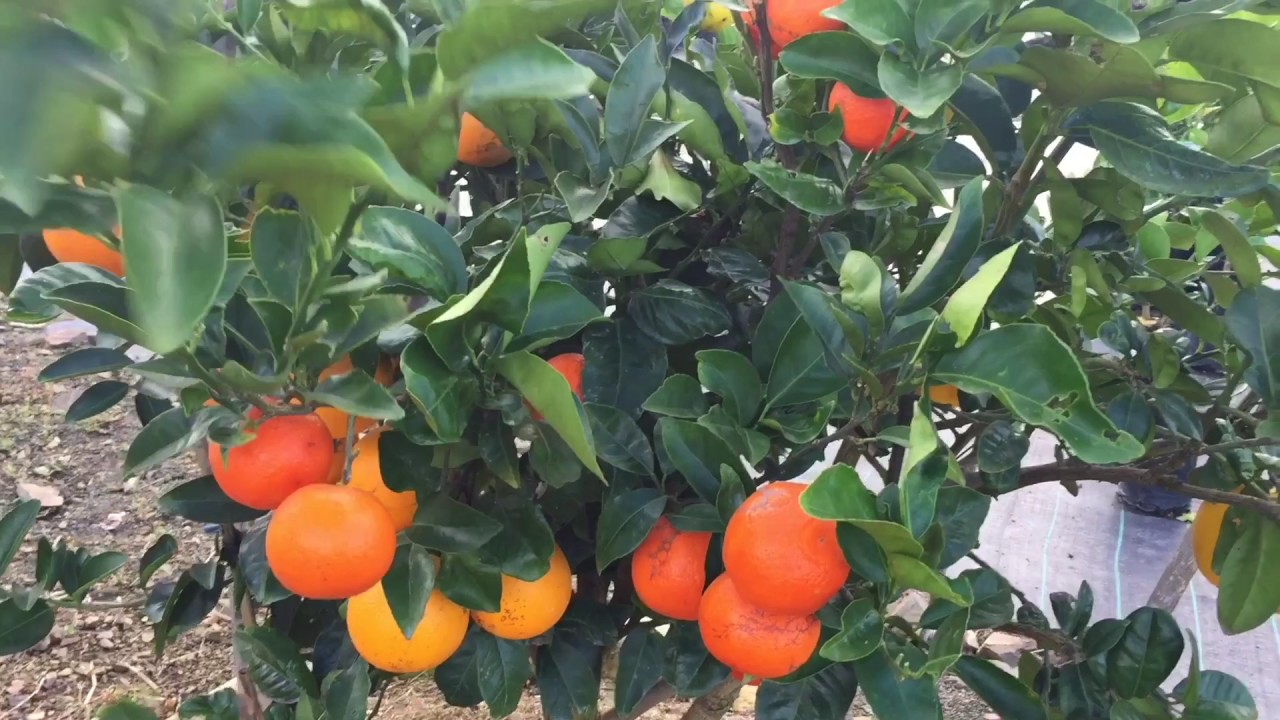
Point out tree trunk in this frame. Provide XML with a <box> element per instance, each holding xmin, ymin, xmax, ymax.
<box><xmin>678</xmin><ymin>680</ymin><xmax>742</xmax><ymax>720</ymax></box>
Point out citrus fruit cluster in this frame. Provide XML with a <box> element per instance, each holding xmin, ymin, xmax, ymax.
<box><xmin>201</xmin><ymin>351</ymin><xmax>585</xmax><ymax>673</ymax></box>
<box><xmin>633</xmin><ymin>481</ymin><xmax>851</xmax><ymax>680</ymax></box>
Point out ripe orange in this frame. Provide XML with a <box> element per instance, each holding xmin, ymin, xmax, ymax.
<box><xmin>208</xmin><ymin>409</ymin><xmax>336</xmax><ymax>510</ymax></box>
<box><xmin>348</xmin><ymin>430</ymin><xmax>419</xmax><ymax>531</ymax></box>
<box><xmin>528</xmin><ymin>353</ymin><xmax>586</xmax><ymax>421</ymax></box>
<box><xmin>457</xmin><ymin>113</ymin><xmax>513</xmax><ymax>167</ymax></box>
<box><xmin>698</xmin><ymin>574</ymin><xmax>820</xmax><ymax>680</ymax></box>
<box><xmin>928</xmin><ymin>384</ymin><xmax>961</xmax><ymax>407</ymax></box>
<box><xmin>265</xmin><ymin>484</ymin><xmax>397</xmax><ymax>599</ymax></box>
<box><xmin>763</xmin><ymin>0</ymin><xmax>842</xmax><ymax>53</ymax></box>
<box><xmin>1192</xmin><ymin>500</ymin><xmax>1231</xmax><ymax>587</ymax></box>
<box><xmin>472</xmin><ymin>545</ymin><xmax>573</xmax><ymax>640</ymax></box>
<box><xmin>723</xmin><ymin>481</ymin><xmax>849</xmax><ymax>615</ymax></box>
<box><xmin>43</xmin><ymin>227</ymin><xmax>125</xmax><ymax>276</ymax></box>
<box><xmin>632</xmin><ymin>516</ymin><xmax>712</xmax><ymax>621</ymax></box>
<box><xmin>315</xmin><ymin>354</ymin><xmax>396</xmax><ymax>441</ymax></box>
<box><xmin>347</xmin><ymin>582</ymin><xmax>470</xmax><ymax>673</ymax></box>
<box><xmin>828</xmin><ymin>83</ymin><xmax>912</xmax><ymax>153</ymax></box>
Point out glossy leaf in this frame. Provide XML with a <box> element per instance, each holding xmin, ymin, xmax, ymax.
<box><xmin>437</xmin><ymin>554</ymin><xmax>503</xmax><ymax>613</ymax></box>
<box><xmin>308</xmin><ymin>369</ymin><xmax>404</xmax><ymax>421</ymax></box>
<box><xmin>630</xmin><ymin>280</ymin><xmax>732</xmax><ymax>345</ymax></box>
<box><xmin>382</xmin><ymin>544</ymin><xmax>437</xmax><ymax>639</ymax></box>
<box><xmin>407</xmin><ymin>493</ymin><xmax>504</xmax><ymax>553</ymax></box>
<box><xmin>745</xmin><ymin>161</ymin><xmax>844</xmax><ymax>216</ymax></box>
<box><xmin>38</xmin><ymin>347</ymin><xmax>132</xmax><ymax>382</ymax></box>
<box><xmin>605</xmin><ymin>36</ymin><xmax>666</xmax><ymax>166</ymax></box>
<box><xmin>1224</xmin><ymin>287</ymin><xmax>1280</xmax><ymax>406</ymax></box>
<box><xmin>1107</xmin><ymin>606</ymin><xmax>1185</xmax><ymax>698</ymax></box>
<box><xmin>854</xmin><ymin>648</ymin><xmax>943</xmax><ymax>720</ymax></box>
<box><xmin>819</xmin><ymin>598</ymin><xmax>883</xmax><ymax>662</ymax></box>
<box><xmin>401</xmin><ymin>337</ymin><xmax>477</xmax><ymax>443</ymax></box>
<box><xmin>898</xmin><ymin>178</ymin><xmax>985</xmax><ymax>314</ymax></box>
<box><xmin>779</xmin><ymin>31</ymin><xmax>882</xmax><ymax>97</ymax></box>
<box><xmin>249</xmin><ymin>209</ymin><xmax>317</xmax><ymax>309</ymax></box>
<box><xmin>1217</xmin><ymin>510</ymin><xmax>1280</xmax><ymax>634</ymax></box>
<box><xmin>582</xmin><ymin>318</ymin><xmax>669</xmax><ymax>417</ymax></box>
<box><xmin>475</xmin><ymin>632</ymin><xmax>534</xmax><ymax>717</ymax></box>
<box><xmin>878</xmin><ymin>55</ymin><xmax>962</xmax><ymax>119</ymax></box>
<box><xmin>954</xmin><ymin>655</ymin><xmax>1048</xmax><ymax>720</ymax></box>
<box><xmin>322</xmin><ymin>659</ymin><xmax>370</xmax><ymax>720</ymax></box>
<box><xmin>350</xmin><ymin>206</ymin><xmax>467</xmax><ymax>301</ymax></box>
<box><xmin>615</xmin><ymin>628</ymin><xmax>664</xmax><ymax>715</ymax></box>
<box><xmin>596</xmin><ymin>488</ymin><xmax>665</xmax><ymax>572</ymax></box>
<box><xmin>495</xmin><ymin>351</ymin><xmax>603</xmax><ymax>479</ymax></box>
<box><xmin>0</xmin><ymin>499</ymin><xmax>41</xmax><ymax>579</ymax></box>
<box><xmin>586</xmin><ymin>403</ymin><xmax>655</xmax><ymax>477</ymax></box>
<box><xmin>942</xmin><ymin>243</ymin><xmax>1019</xmax><ymax>345</ymax></box>
<box><xmin>1002</xmin><ymin>0</ymin><xmax>1138</xmax><ymax>43</ymax></box>
<box><xmin>138</xmin><ymin>534</ymin><xmax>177</xmax><ymax>587</ymax></box>
<box><xmin>655</xmin><ymin>417</ymin><xmax>741</xmax><ymax>504</ymax></box>
<box><xmin>0</xmin><ymin>599</ymin><xmax>54</xmax><ymax>656</ymax></box>
<box><xmin>237</xmin><ymin>626</ymin><xmax>319</xmax><ymax>703</ymax></box>
<box><xmin>696</xmin><ymin>350</ymin><xmax>762</xmax><ymax>426</ymax></box>
<box><xmin>158</xmin><ymin>475</ymin><xmax>267</xmax><ymax>524</ymax></box>
<box><xmin>642</xmin><ymin>374</ymin><xmax>710</xmax><ymax>418</ymax></box>
<box><xmin>433</xmin><ymin>223</ymin><xmax>568</xmax><ymax>332</ymax></box>
<box><xmin>510</xmin><ymin>282</ymin><xmax>604</xmax><ymax>352</ymax></box>
<box><xmin>756</xmin><ymin>661</ymin><xmax>860</xmax><ymax>720</ymax></box>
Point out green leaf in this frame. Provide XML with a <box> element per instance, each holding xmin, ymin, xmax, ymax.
<box><xmin>1002</xmin><ymin>0</ymin><xmax>1138</xmax><ymax>44</ymax></box>
<box><xmin>1066</xmin><ymin>102</ymin><xmax>1268</xmax><ymax>198</ymax></box>
<box><xmin>118</xmin><ymin>187</ymin><xmax>226</xmax><ymax>355</ymax></box>
<box><xmin>1107</xmin><ymin>607</ymin><xmax>1184</xmax><ymax>698</ymax></box>
<box><xmin>662</xmin><ymin>621</ymin><xmax>730</xmax><ymax>696</ymax></box>
<box><xmin>39</xmin><ymin>347</ymin><xmax>132</xmax><ymax>382</ymax></box>
<box><xmin>1202</xmin><ymin>212</ymin><xmax>1262</xmax><ymax>290</ymax></box>
<box><xmin>616</xmin><ymin>628</ymin><xmax>665</xmax><ymax>715</ymax></box>
<box><xmin>778</xmin><ymin>31</ymin><xmax>882</xmax><ymax>98</ymax></box>
<box><xmin>1224</xmin><ymin>287</ymin><xmax>1280</xmax><ymax>408</ymax></box>
<box><xmin>915</xmin><ymin>0</ymin><xmax>988</xmax><ymax>54</ymax></box>
<box><xmin>642</xmin><ymin>374</ymin><xmax>710</xmax><ymax>418</ymax></box>
<box><xmin>407</xmin><ymin>493</ymin><xmax>504</xmax><ymax>553</ymax></box>
<box><xmin>322</xmin><ymin>659</ymin><xmax>370</xmax><ymax>720</ymax></box>
<box><xmin>1169</xmin><ymin>18</ymin><xmax>1280</xmax><ymax>90</ymax></box>
<box><xmin>637</xmin><ymin>150</ymin><xmax>703</xmax><ymax>212</ymax></box>
<box><xmin>237</xmin><ymin>626</ymin><xmax>319</xmax><ymax>703</ymax></box>
<box><xmin>606</xmin><ymin>36</ymin><xmax>667</xmax><ymax>166</ymax></box>
<box><xmin>954</xmin><ymin>655</ymin><xmax>1049</xmax><ymax>720</ymax></box>
<box><xmin>436</xmin><ymin>626</ymin><xmax>485</xmax><ymax>705</ymax></box>
<box><xmin>889</xmin><ymin>554</ymin><xmax>969</xmax><ymax>604</ymax></box>
<box><xmin>696</xmin><ymin>350</ymin><xmax>762</xmax><ymax>426</ymax></box>
<box><xmin>839</xmin><ymin>250</ymin><xmax>888</xmax><ymax>335</ymax></box>
<box><xmin>758</xmin><ymin>302</ymin><xmax>846</xmax><ymax>412</ymax></box>
<box><xmin>464</xmin><ymin>40</ymin><xmax>598</xmax><ymax>105</ymax></box>
<box><xmin>922</xmin><ymin>568</ymin><xmax>1013</xmax><ymax>629</ymax></box>
<box><xmin>279</xmin><ymin>0</ymin><xmax>408</xmax><ymax>70</ymax></box>
<box><xmin>63</xmin><ymin>551</ymin><xmax>128</xmax><ymax>601</ymax></box>
<box><xmin>655</xmin><ymin>417</ymin><xmax>740</xmax><ymax>504</ymax></box>
<box><xmin>901</xmin><ymin>453</ymin><xmax>948</xmax><ymax>539</ymax></box>
<box><xmin>934</xmin><ymin>324</ymin><xmax>1144</xmax><ymax>464</ymax></box>
<box><xmin>0</xmin><ymin>499</ymin><xmax>40</xmax><ymax>577</ymax></box>
<box><xmin>596</xmin><ymin>488</ymin><xmax>665</xmax><ymax>572</ymax></box>
<box><xmin>976</xmin><ymin>421</ymin><xmax>1030</xmax><ymax>474</ymax></box>
<box><xmin>494</xmin><ymin>351</ymin><xmax>603</xmax><ymax>479</ymax></box>
<box><xmin>478</xmin><ymin>498</ymin><xmax>555</xmax><ymax>582</ymax></box>
<box><xmin>308</xmin><ymin>369</ymin><xmax>404</xmax><ymax>421</ymax></box>
<box><xmin>756</xmin><ymin>661</ymin><xmax>860</xmax><ymax>720</ymax></box>
<box><xmin>382</xmin><ymin>544</ymin><xmax>437</xmax><ymax>639</ymax></box>
<box><xmin>249</xmin><ymin>209</ymin><xmax>317</xmax><ymax>310</ymax></box>
<box><xmin>820</xmin><ymin>597</ymin><xmax>883</xmax><ymax>662</ymax></box>
<box><xmin>823</xmin><ymin>0</ymin><xmax>913</xmax><ymax>48</ymax></box>
<box><xmin>586</xmin><ymin>403</ymin><xmax>655</xmax><ymax>477</ymax></box>
<box><xmin>46</xmin><ymin>282</ymin><xmax>148</xmax><ymax>347</ymax></box>
<box><xmin>239</xmin><ymin>526</ymin><xmax>289</xmax><ymax>605</ymax></box>
<box><xmin>745</xmin><ymin>160</ymin><xmax>844</xmax><ymax>216</ymax></box>
<box><xmin>434</xmin><ymin>0</ymin><xmax>615</xmax><ymax>77</ymax></box>
<box><xmin>6</xmin><ymin>262</ymin><xmax>118</xmax><ymax>324</ymax></box>
<box><xmin>898</xmin><ymin>178</ymin><xmax>985</xmax><ymax>314</ymax></box>
<box><xmin>510</xmin><ymin>282</ymin><xmax>604</xmax><ymax>352</ymax></box>
<box><xmin>630</xmin><ymin>280</ymin><xmax>731</xmax><ymax>345</ymax></box>
<box><xmin>942</xmin><ymin>243</ymin><xmax>1020</xmax><ymax>345</ymax></box>
<box><xmin>877</xmin><ymin>55</ymin><xmax>962</xmax><ymax>119</ymax></box>
<box><xmin>433</xmin><ymin>223</ymin><xmax>569</xmax><ymax>332</ymax></box>
<box><xmin>0</xmin><ymin>599</ymin><xmax>54</xmax><ymax>656</ymax></box>
<box><xmin>350</xmin><ymin>206</ymin><xmax>466</xmax><ymax>301</ymax></box>
<box><xmin>475</xmin><ymin>632</ymin><xmax>534</xmax><ymax>717</ymax></box>
<box><xmin>437</xmin><ymin>554</ymin><xmax>503</xmax><ymax>612</ymax></box>
<box><xmin>854</xmin><ymin>648</ymin><xmax>943</xmax><ymax>720</ymax></box>
<box><xmin>138</xmin><ymin>534</ymin><xmax>177</xmax><ymax>587</ymax></box>
<box><xmin>536</xmin><ymin>631</ymin><xmax>602</xmax><ymax>718</ymax></box>
<box><xmin>402</xmin><ymin>338</ymin><xmax>477</xmax><ymax>443</ymax></box>
<box><xmin>555</xmin><ymin>173</ymin><xmax>611</xmax><ymax>223</ymax></box>
<box><xmin>1217</xmin><ymin>511</ymin><xmax>1280</xmax><ymax>634</ymax></box>
<box><xmin>158</xmin><ymin>475</ymin><xmax>267</xmax><ymax>524</ymax></box>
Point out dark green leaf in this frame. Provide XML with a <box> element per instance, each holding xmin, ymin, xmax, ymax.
<box><xmin>630</xmin><ymin>280</ymin><xmax>731</xmax><ymax>345</ymax></box>
<box><xmin>836</xmin><ymin>524</ymin><xmax>890</xmax><ymax>583</ymax></box>
<box><xmin>898</xmin><ymin>178</ymin><xmax>985</xmax><ymax>314</ymax></box>
<box><xmin>65</xmin><ymin>380</ymin><xmax>129</xmax><ymax>422</ymax></box>
<box><xmin>616</xmin><ymin>628</ymin><xmax>664</xmax><ymax>715</ymax></box>
<box><xmin>158</xmin><ymin>475</ymin><xmax>266</xmax><ymax>524</ymax></box>
<box><xmin>494</xmin><ymin>351</ymin><xmax>603</xmax><ymax>479</ymax></box>
<box><xmin>878</xmin><ymin>56</ymin><xmax>962</xmax><ymax>119</ymax></box>
<box><xmin>901</xmin><ymin>452</ymin><xmax>948</xmax><ymax>539</ymax></box>
<box><xmin>1224</xmin><ymin>287</ymin><xmax>1280</xmax><ymax>408</ymax></box>
<box><xmin>321</xmin><ymin>659</ymin><xmax>370</xmax><ymax>720</ymax></box>
<box><xmin>935</xmin><ymin>324</ymin><xmax>1144</xmax><ymax>464</ymax></box>
<box><xmin>1107</xmin><ymin>390</ymin><xmax>1153</xmax><ymax>444</ymax></box>
<box><xmin>1066</xmin><ymin>102</ymin><xmax>1268</xmax><ymax>198</ymax></box>
<box><xmin>407</xmin><ymin>493</ymin><xmax>504</xmax><ymax>553</ymax></box>
<box><xmin>383</xmin><ymin>544</ymin><xmax>437</xmax><ymax>639</ymax></box>
<box><xmin>606</xmin><ymin>36</ymin><xmax>666</xmax><ymax>166</ymax></box>
<box><xmin>977</xmin><ymin>421</ymin><xmax>1030</xmax><ymax>473</ymax></box>
<box><xmin>308</xmin><ymin>369</ymin><xmax>404</xmax><ymax>421</ymax></box>
<box><xmin>1002</xmin><ymin>0</ymin><xmax>1139</xmax><ymax>43</ymax></box>
<box><xmin>596</xmin><ymin>488</ymin><xmax>665</xmax><ymax>572</ymax></box>
<box><xmin>510</xmin><ymin>282</ymin><xmax>604</xmax><ymax>352</ymax></box>
<box><xmin>434</xmin><ymin>0</ymin><xmax>613</xmax><ymax>77</ymax></box>
<box><xmin>779</xmin><ymin>31</ymin><xmax>882</xmax><ymax>98</ymax></box>
<box><xmin>0</xmin><ymin>499</ymin><xmax>41</xmax><ymax>577</ymax></box>
<box><xmin>478</xmin><ymin>498</ymin><xmax>555</xmax><ymax>582</ymax></box>
<box><xmin>642</xmin><ymin>374</ymin><xmax>709</xmax><ymax>418</ymax></box>
<box><xmin>662</xmin><ymin>621</ymin><xmax>731</xmax><ymax>697</ymax></box>
<box><xmin>237</xmin><ymin>626</ymin><xmax>319</xmax><ymax>703</ymax></box>
<box><xmin>820</xmin><ymin>598</ymin><xmax>883</xmax><ymax>662</ymax></box>
<box><xmin>350</xmin><ymin>206</ymin><xmax>466</xmax><ymax>301</ymax></box>
<box><xmin>239</xmin><ymin>526</ymin><xmax>289</xmax><ymax>605</ymax></box>
<box><xmin>438</xmin><ymin>554</ymin><xmax>503</xmax><ymax>613</ymax></box>
<box><xmin>38</xmin><ymin>347</ymin><xmax>132</xmax><ymax>382</ymax></box>
<box><xmin>922</xmin><ymin>568</ymin><xmax>1013</xmax><ymax>629</ymax></box>
<box><xmin>655</xmin><ymin>417</ymin><xmax>740</xmax><ymax>504</ymax></box>
<box><xmin>436</xmin><ymin>626</ymin><xmax>484</xmax><ymax>706</ymax></box>
<box><xmin>1106</xmin><ymin>607</ymin><xmax>1184</xmax><ymax>698</ymax></box>
<box><xmin>464</xmin><ymin>40</ymin><xmax>597</xmax><ymax>105</ymax></box>
<box><xmin>6</xmin><ymin>251</ymin><xmax>121</xmax><ymax>325</ymax></box>
<box><xmin>138</xmin><ymin>534</ymin><xmax>177</xmax><ymax>587</ymax></box>
<box><xmin>46</xmin><ymin>281</ymin><xmax>147</xmax><ymax>346</ymax></box>
<box><xmin>249</xmin><ymin>209</ymin><xmax>316</xmax><ymax>309</ymax></box>
<box><xmin>377</xmin><ymin>431</ymin><xmax>443</xmax><ymax>494</ymax></box>
<box><xmin>756</xmin><ymin>661</ymin><xmax>860</xmax><ymax>720</ymax></box>
<box><xmin>1058</xmin><ymin>662</ymin><xmax>1108</xmax><ymax>719</ymax></box>
<box><xmin>745</xmin><ymin>160</ymin><xmax>844</xmax><ymax>216</ymax></box>
<box><xmin>402</xmin><ymin>337</ymin><xmax>477</xmax><ymax>442</ymax></box>
<box><xmin>536</xmin><ymin>631</ymin><xmax>602</xmax><ymax>718</ymax></box>
<box><xmin>824</xmin><ymin>0</ymin><xmax>913</xmax><ymax>48</ymax></box>
<box><xmin>0</xmin><ymin>599</ymin><xmax>54</xmax><ymax>655</ymax></box>
<box><xmin>854</xmin><ymin>647</ymin><xmax>943</xmax><ymax>720</ymax></box>
<box><xmin>583</xmin><ymin>317</ymin><xmax>669</xmax><ymax>417</ymax></box>
<box><xmin>933</xmin><ymin>485</ymin><xmax>990</xmax><ymax>568</ymax></box>
<box><xmin>889</xmin><ymin>554</ymin><xmax>969</xmax><ymax>604</ymax></box>
<box><xmin>696</xmin><ymin>350</ymin><xmax>762</xmax><ymax>426</ymax></box>
<box><xmin>119</xmin><ymin>187</ymin><xmax>225</xmax><ymax>355</ymax></box>
<box><xmin>431</xmin><ymin>223</ymin><xmax>568</xmax><ymax>332</ymax></box>
<box><xmin>97</xmin><ymin>699</ymin><xmax>158</xmax><ymax>720</ymax></box>
<box><xmin>62</xmin><ymin>551</ymin><xmax>127</xmax><ymax>601</ymax></box>
<box><xmin>586</xmin><ymin>403</ymin><xmax>655</xmax><ymax>477</ymax></box>
<box><xmin>954</xmin><ymin>655</ymin><xmax>1048</xmax><ymax>720</ymax></box>
<box><xmin>476</xmin><ymin>632</ymin><xmax>534</xmax><ymax>717</ymax></box>
<box><xmin>1217</xmin><ymin>511</ymin><xmax>1280</xmax><ymax>634</ymax></box>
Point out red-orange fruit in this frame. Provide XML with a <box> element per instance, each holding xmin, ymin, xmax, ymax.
<box><xmin>631</xmin><ymin>517</ymin><xmax>713</xmax><ymax>621</ymax></box>
<box><xmin>698</xmin><ymin>574</ymin><xmax>820</xmax><ymax>680</ymax></box>
<box><xmin>208</xmin><ymin>409</ymin><xmax>336</xmax><ymax>510</ymax></box>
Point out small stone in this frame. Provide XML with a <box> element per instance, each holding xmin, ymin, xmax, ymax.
<box><xmin>100</xmin><ymin>512</ymin><xmax>126</xmax><ymax>531</ymax></box>
<box><xmin>75</xmin><ymin>662</ymin><xmax>93</xmax><ymax>675</ymax></box>
<box><xmin>44</xmin><ymin>320</ymin><xmax>95</xmax><ymax>348</ymax></box>
<box><xmin>98</xmin><ymin>636</ymin><xmax>115</xmax><ymax>650</ymax></box>
<box><xmin>26</xmin><ymin>711</ymin><xmax>47</xmax><ymax>720</ymax></box>
<box><xmin>122</xmin><ymin>477</ymin><xmax>139</xmax><ymax>492</ymax></box>
<box><xmin>978</xmin><ymin>631</ymin><xmax>1038</xmax><ymax>667</ymax></box>
<box><xmin>16</xmin><ymin>482</ymin><xmax>63</xmax><ymax>508</ymax></box>
<box><xmin>46</xmin><ymin>436</ymin><xmax>61</xmax><ymax>450</ymax></box>
<box><xmin>31</xmin><ymin>466</ymin><xmax>51</xmax><ymax>477</ymax></box>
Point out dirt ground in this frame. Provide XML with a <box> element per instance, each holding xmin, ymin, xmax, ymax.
<box><xmin>0</xmin><ymin>303</ymin><xmax>990</xmax><ymax>719</ymax></box>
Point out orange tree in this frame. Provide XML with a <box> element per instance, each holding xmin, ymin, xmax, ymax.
<box><xmin>2</xmin><ymin>0</ymin><xmax>1280</xmax><ymax>718</ymax></box>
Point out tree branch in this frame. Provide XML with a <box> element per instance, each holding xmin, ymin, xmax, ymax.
<box><xmin>599</xmin><ymin>682</ymin><xmax>677</xmax><ymax>720</ymax></box>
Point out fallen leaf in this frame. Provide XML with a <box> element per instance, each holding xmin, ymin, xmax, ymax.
<box><xmin>17</xmin><ymin>482</ymin><xmax>64</xmax><ymax>508</ymax></box>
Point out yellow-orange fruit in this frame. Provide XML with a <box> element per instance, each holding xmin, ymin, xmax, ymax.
<box><xmin>347</xmin><ymin>583</ymin><xmax>470</xmax><ymax>673</ymax></box>
<box><xmin>472</xmin><ymin>545</ymin><xmax>573</xmax><ymax>640</ymax></box>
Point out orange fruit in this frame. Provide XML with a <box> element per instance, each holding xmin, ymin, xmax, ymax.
<box><xmin>457</xmin><ymin>113</ymin><xmax>513</xmax><ymax>167</ymax></box>
<box><xmin>348</xmin><ymin>430</ymin><xmax>419</xmax><ymax>531</ymax></box>
<box><xmin>1192</xmin><ymin>500</ymin><xmax>1231</xmax><ymax>587</ymax></box>
<box><xmin>723</xmin><ymin>481</ymin><xmax>849</xmax><ymax>615</ymax></box>
<box><xmin>765</xmin><ymin>0</ymin><xmax>842</xmax><ymax>52</ymax></box>
<box><xmin>698</xmin><ymin>574</ymin><xmax>820</xmax><ymax>680</ymax></box>
<box><xmin>472</xmin><ymin>545</ymin><xmax>573</xmax><ymax>640</ymax></box>
<box><xmin>43</xmin><ymin>227</ymin><xmax>125</xmax><ymax>276</ymax></box>
<box><xmin>315</xmin><ymin>354</ymin><xmax>396</xmax><ymax>441</ymax></box>
<box><xmin>347</xmin><ymin>582</ymin><xmax>470</xmax><ymax>673</ymax></box>
<box><xmin>928</xmin><ymin>384</ymin><xmax>961</xmax><ymax>407</ymax></box>
<box><xmin>528</xmin><ymin>353</ymin><xmax>586</xmax><ymax>421</ymax></box>
<box><xmin>632</xmin><ymin>516</ymin><xmax>712</xmax><ymax>621</ymax></box>
<box><xmin>208</xmin><ymin>409</ymin><xmax>336</xmax><ymax>510</ymax></box>
<box><xmin>828</xmin><ymin>83</ymin><xmax>912</xmax><ymax>153</ymax></box>
<box><xmin>265</xmin><ymin>484</ymin><xmax>397</xmax><ymax>599</ymax></box>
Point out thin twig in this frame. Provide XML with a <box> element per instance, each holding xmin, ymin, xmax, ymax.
<box><xmin>11</xmin><ymin>673</ymin><xmax>47</xmax><ymax>711</ymax></box>
<box><xmin>112</xmin><ymin>663</ymin><xmax>161</xmax><ymax>693</ymax></box>
<box><xmin>368</xmin><ymin>680</ymin><xmax>392</xmax><ymax>720</ymax></box>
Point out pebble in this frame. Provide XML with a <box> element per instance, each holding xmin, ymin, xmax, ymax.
<box><xmin>27</xmin><ymin>710</ymin><xmax>46</xmax><ymax>720</ymax></box>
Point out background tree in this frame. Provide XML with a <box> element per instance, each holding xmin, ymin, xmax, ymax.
<box><xmin>2</xmin><ymin>0</ymin><xmax>1280</xmax><ymax>718</ymax></box>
